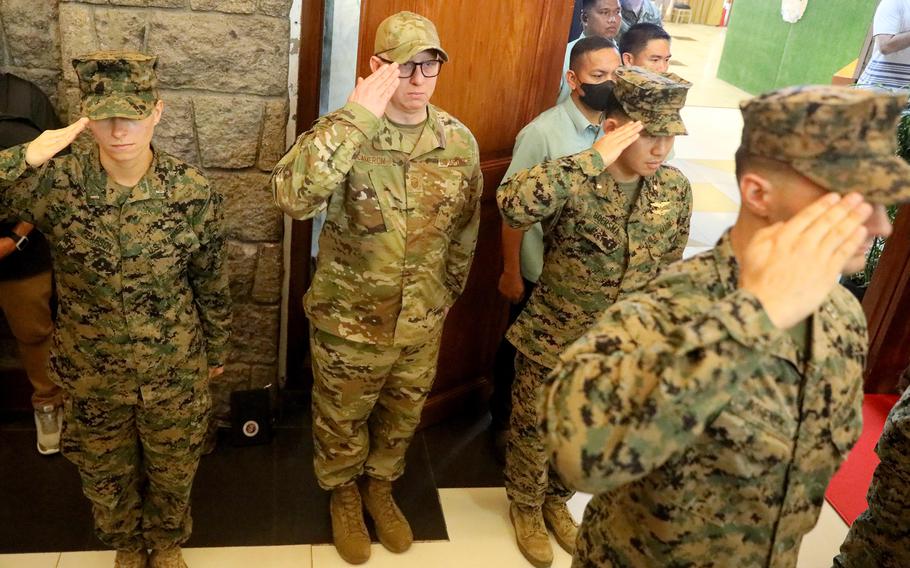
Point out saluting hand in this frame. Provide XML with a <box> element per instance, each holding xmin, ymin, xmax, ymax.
<box><xmin>739</xmin><ymin>192</ymin><xmax>872</xmax><ymax>330</ymax></box>
<box><xmin>24</xmin><ymin>117</ymin><xmax>90</xmax><ymax>168</ymax></box>
<box><xmin>593</xmin><ymin>121</ymin><xmax>643</xmax><ymax>167</ymax></box>
<box><xmin>348</xmin><ymin>63</ymin><xmax>400</xmax><ymax>119</ymax></box>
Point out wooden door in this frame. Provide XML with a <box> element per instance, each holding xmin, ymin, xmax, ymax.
<box><xmin>863</xmin><ymin>204</ymin><xmax>910</xmax><ymax>393</ymax></box>
<box><xmin>357</xmin><ymin>0</ymin><xmax>575</xmax><ymax>425</ymax></box>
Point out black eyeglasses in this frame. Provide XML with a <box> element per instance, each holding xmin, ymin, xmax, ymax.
<box><xmin>379</xmin><ymin>57</ymin><xmax>443</xmax><ymax>78</ymax></box>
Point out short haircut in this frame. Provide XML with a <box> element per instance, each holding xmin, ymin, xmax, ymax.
<box><xmin>734</xmin><ymin>147</ymin><xmax>798</xmax><ymax>184</ymax></box>
<box><xmin>582</xmin><ymin>0</ymin><xmax>600</xmax><ymax>11</ymax></box>
<box><xmin>618</xmin><ymin>23</ymin><xmax>671</xmax><ymax>57</ymax></box>
<box><xmin>570</xmin><ymin>36</ymin><xmax>619</xmax><ymax>72</ymax></box>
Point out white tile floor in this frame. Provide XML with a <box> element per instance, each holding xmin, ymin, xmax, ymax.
<box><xmin>0</xmin><ymin>487</ymin><xmax>847</xmax><ymax>568</ymax></box>
<box><xmin>0</xmin><ymin>21</ymin><xmax>854</xmax><ymax>568</ymax></box>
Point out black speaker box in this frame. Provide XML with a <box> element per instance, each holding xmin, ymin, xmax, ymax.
<box><xmin>230</xmin><ymin>387</ymin><xmax>273</xmax><ymax>446</ymax></box>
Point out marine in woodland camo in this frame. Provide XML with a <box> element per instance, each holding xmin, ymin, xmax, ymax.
<box><xmin>497</xmin><ymin>68</ymin><xmax>693</xmax><ymax>371</ymax></box>
<box><xmin>0</xmin><ymin>50</ymin><xmax>230</xmax><ymax>550</ymax></box>
<box><xmin>497</xmin><ymin>67</ymin><xmax>692</xmax><ymax>519</ymax></box>
<box><xmin>834</xmin><ymin>384</ymin><xmax>910</xmax><ymax>568</ymax></box>
<box><xmin>544</xmin><ymin>233</ymin><xmax>867</xmax><ymax>568</ymax></box>
<box><xmin>544</xmin><ymin>85</ymin><xmax>910</xmax><ymax>567</ymax></box>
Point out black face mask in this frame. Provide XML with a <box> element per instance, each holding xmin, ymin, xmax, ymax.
<box><xmin>577</xmin><ymin>80</ymin><xmax>614</xmax><ymax>112</ymax></box>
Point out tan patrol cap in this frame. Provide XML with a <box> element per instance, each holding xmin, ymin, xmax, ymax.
<box><xmin>374</xmin><ymin>11</ymin><xmax>449</xmax><ymax>64</ymax></box>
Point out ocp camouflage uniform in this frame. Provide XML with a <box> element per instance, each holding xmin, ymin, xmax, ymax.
<box><xmin>834</xmin><ymin>384</ymin><xmax>910</xmax><ymax>568</ymax></box>
<box><xmin>0</xmin><ymin>52</ymin><xmax>231</xmax><ymax>551</ymax></box>
<box><xmin>496</xmin><ymin>67</ymin><xmax>692</xmax><ymax>510</ymax></box>
<box><xmin>544</xmin><ymin>86</ymin><xmax>910</xmax><ymax>567</ymax></box>
<box><xmin>272</xmin><ymin>100</ymin><xmax>482</xmax><ymax>489</ymax></box>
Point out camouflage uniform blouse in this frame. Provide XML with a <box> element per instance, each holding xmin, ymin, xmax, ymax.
<box><xmin>544</xmin><ymin>232</ymin><xmax>866</xmax><ymax>568</ymax></box>
<box><xmin>497</xmin><ymin>148</ymin><xmax>692</xmax><ymax>369</ymax></box>
<box><xmin>272</xmin><ymin>102</ymin><xmax>482</xmax><ymax>346</ymax></box>
<box><xmin>0</xmin><ymin>143</ymin><xmax>231</xmax><ymax>404</ymax></box>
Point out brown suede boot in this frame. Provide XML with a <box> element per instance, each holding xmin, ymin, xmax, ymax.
<box><xmin>510</xmin><ymin>503</ymin><xmax>553</xmax><ymax>568</ymax></box>
<box><xmin>114</xmin><ymin>550</ymin><xmax>148</xmax><ymax>568</ymax></box>
<box><xmin>542</xmin><ymin>501</ymin><xmax>578</xmax><ymax>554</ymax></box>
<box><xmin>148</xmin><ymin>547</ymin><xmax>186</xmax><ymax>568</ymax></box>
<box><xmin>330</xmin><ymin>483</ymin><xmax>371</xmax><ymax>564</ymax></box>
<box><xmin>360</xmin><ymin>477</ymin><xmax>413</xmax><ymax>553</ymax></box>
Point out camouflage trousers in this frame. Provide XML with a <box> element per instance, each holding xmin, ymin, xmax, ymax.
<box><xmin>505</xmin><ymin>353</ymin><xmax>573</xmax><ymax>507</ymax></box>
<box><xmin>61</xmin><ymin>383</ymin><xmax>211</xmax><ymax>551</ymax></box>
<box><xmin>310</xmin><ymin>327</ymin><xmax>442</xmax><ymax>490</ymax></box>
<box><xmin>834</xmin><ymin>385</ymin><xmax>910</xmax><ymax>568</ymax></box>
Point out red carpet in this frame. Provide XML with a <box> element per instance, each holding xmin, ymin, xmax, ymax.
<box><xmin>825</xmin><ymin>393</ymin><xmax>900</xmax><ymax>525</ymax></box>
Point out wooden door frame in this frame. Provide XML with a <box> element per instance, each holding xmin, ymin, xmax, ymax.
<box><xmin>284</xmin><ymin>0</ymin><xmax>326</xmax><ymax>390</ymax></box>
<box><xmin>862</xmin><ymin>204</ymin><xmax>910</xmax><ymax>393</ymax></box>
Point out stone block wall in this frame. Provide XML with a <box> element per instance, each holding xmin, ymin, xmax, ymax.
<box><xmin>0</xmin><ymin>0</ymin><xmax>293</xmax><ymax>420</ymax></box>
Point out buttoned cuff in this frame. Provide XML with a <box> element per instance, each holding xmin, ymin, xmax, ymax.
<box><xmin>339</xmin><ymin>102</ymin><xmax>383</xmax><ymax>139</ymax></box>
<box><xmin>0</xmin><ymin>144</ymin><xmax>32</xmax><ymax>183</ymax></box>
<box><xmin>205</xmin><ymin>344</ymin><xmax>228</xmax><ymax>368</ymax></box>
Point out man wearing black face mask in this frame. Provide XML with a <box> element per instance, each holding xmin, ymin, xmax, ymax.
<box><xmin>496</xmin><ymin>66</ymin><xmax>692</xmax><ymax>567</ymax></box>
<box><xmin>492</xmin><ymin>36</ymin><xmax>620</xmax><ymax>482</ymax></box>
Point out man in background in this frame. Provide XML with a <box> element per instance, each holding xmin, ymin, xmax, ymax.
<box><xmin>619</xmin><ymin>0</ymin><xmax>664</xmax><ymax>41</ymax></box>
<box><xmin>558</xmin><ymin>0</ymin><xmax>623</xmax><ymax>102</ymax></box>
<box><xmin>0</xmin><ymin>72</ymin><xmax>62</xmax><ymax>456</ymax></box>
<box><xmin>619</xmin><ymin>22</ymin><xmax>672</xmax><ymax>73</ymax></box>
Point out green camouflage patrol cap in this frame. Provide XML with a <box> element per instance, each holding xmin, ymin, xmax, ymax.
<box><xmin>73</xmin><ymin>51</ymin><xmax>159</xmax><ymax>120</ymax></box>
<box><xmin>612</xmin><ymin>66</ymin><xmax>691</xmax><ymax>136</ymax></box>
<box><xmin>374</xmin><ymin>11</ymin><xmax>449</xmax><ymax>64</ymax></box>
<box><xmin>740</xmin><ymin>86</ymin><xmax>910</xmax><ymax>205</ymax></box>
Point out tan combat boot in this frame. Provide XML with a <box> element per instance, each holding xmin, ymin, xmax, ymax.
<box><xmin>114</xmin><ymin>550</ymin><xmax>148</xmax><ymax>568</ymax></box>
<box><xmin>510</xmin><ymin>503</ymin><xmax>553</xmax><ymax>568</ymax></box>
<box><xmin>542</xmin><ymin>501</ymin><xmax>578</xmax><ymax>554</ymax></box>
<box><xmin>360</xmin><ymin>477</ymin><xmax>413</xmax><ymax>553</ymax></box>
<box><xmin>331</xmin><ymin>483</ymin><xmax>371</xmax><ymax>564</ymax></box>
<box><xmin>148</xmin><ymin>547</ymin><xmax>187</xmax><ymax>568</ymax></box>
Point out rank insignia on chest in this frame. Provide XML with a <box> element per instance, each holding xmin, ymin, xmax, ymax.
<box><xmin>651</xmin><ymin>200</ymin><xmax>671</xmax><ymax>215</ymax></box>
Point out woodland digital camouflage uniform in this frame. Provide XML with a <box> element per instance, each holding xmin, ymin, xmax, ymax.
<box><xmin>0</xmin><ymin>52</ymin><xmax>231</xmax><ymax>550</ymax></box>
<box><xmin>543</xmin><ymin>85</ymin><xmax>910</xmax><ymax>567</ymax></box>
<box><xmin>496</xmin><ymin>67</ymin><xmax>692</xmax><ymax>510</ymax></box>
<box><xmin>271</xmin><ymin>11</ymin><xmax>481</xmax><ymax>489</ymax></box>
<box><xmin>834</xmin><ymin>384</ymin><xmax>910</xmax><ymax>568</ymax></box>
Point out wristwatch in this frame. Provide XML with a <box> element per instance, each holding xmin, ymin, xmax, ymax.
<box><xmin>2</xmin><ymin>227</ymin><xmax>29</xmax><ymax>251</ymax></box>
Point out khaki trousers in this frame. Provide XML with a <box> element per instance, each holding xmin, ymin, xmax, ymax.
<box><xmin>0</xmin><ymin>270</ymin><xmax>61</xmax><ymax>409</ymax></box>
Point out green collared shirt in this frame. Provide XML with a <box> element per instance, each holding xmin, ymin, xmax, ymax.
<box><xmin>501</xmin><ymin>96</ymin><xmax>604</xmax><ymax>283</ymax></box>
<box><xmin>0</xmin><ymin>143</ymin><xmax>232</xmax><ymax>403</ymax></box>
